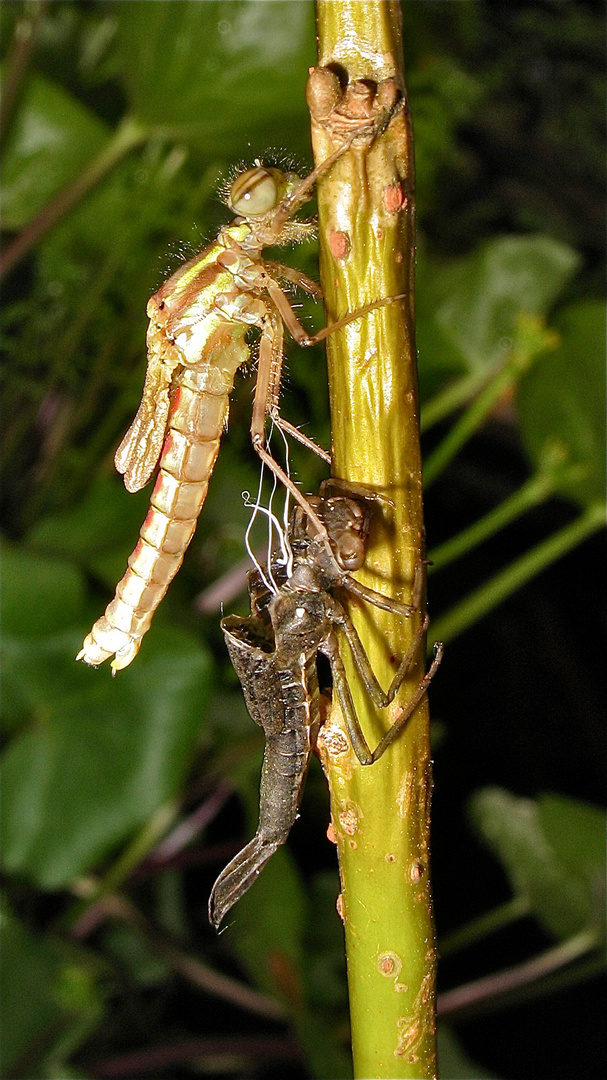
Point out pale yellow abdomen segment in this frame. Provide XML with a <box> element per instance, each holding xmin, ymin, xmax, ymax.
<box><xmin>78</xmin><ymin>351</ymin><xmax>244</xmax><ymax>672</ymax></box>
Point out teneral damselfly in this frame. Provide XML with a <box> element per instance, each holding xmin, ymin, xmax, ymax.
<box><xmin>78</xmin><ymin>116</ymin><xmax>402</xmax><ymax>672</ymax></box>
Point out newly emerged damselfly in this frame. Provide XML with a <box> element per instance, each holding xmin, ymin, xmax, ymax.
<box><xmin>78</xmin><ymin>116</ymin><xmax>402</xmax><ymax>673</ymax></box>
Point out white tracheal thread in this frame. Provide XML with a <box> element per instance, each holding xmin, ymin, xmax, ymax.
<box><xmin>242</xmin><ymin>422</ymin><xmax>293</xmax><ymax>594</ymax></box>
<box><xmin>273</xmin><ymin>421</ymin><xmax>294</xmax><ymax>575</ymax></box>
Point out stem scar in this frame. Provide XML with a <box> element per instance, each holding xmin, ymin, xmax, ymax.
<box><xmin>378</xmin><ymin>950</ymin><xmax>403</xmax><ymax>978</ymax></box>
<box><xmin>328</xmin><ymin>230</ymin><xmax>351</xmax><ymax>259</ymax></box>
<box><xmin>383</xmin><ymin>182</ymin><xmax>405</xmax><ymax>213</ymax></box>
<box><xmin>317</xmin><ymin>725</ymin><xmax>350</xmax><ymax>757</ymax></box>
<box><xmin>336</xmin><ymin>893</ymin><xmax>345</xmax><ymax>922</ymax></box>
<box><xmin>338</xmin><ymin>806</ymin><xmax>359</xmax><ymax>835</ymax></box>
<box><xmin>410</xmin><ymin>860</ymin><xmax>425</xmax><ymax>882</ymax></box>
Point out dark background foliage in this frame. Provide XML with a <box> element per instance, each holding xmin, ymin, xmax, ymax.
<box><xmin>1</xmin><ymin>3</ymin><xmax>605</xmax><ymax>1079</ymax></box>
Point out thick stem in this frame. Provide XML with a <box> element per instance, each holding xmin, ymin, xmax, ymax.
<box><xmin>310</xmin><ymin>4</ymin><xmax>437</xmax><ymax>1077</ymax></box>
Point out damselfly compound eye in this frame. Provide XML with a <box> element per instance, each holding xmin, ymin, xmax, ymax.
<box><xmin>229</xmin><ymin>167</ymin><xmax>279</xmax><ymax>217</ymax></box>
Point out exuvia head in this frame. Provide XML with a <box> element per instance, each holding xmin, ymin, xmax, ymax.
<box><xmin>334</xmin><ymin>531</ymin><xmax>366</xmax><ymax>571</ymax></box>
<box><xmin>322</xmin><ymin>496</ymin><xmax>370</xmax><ymax>571</ymax></box>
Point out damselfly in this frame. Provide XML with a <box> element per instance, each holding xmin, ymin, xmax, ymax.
<box><xmin>78</xmin><ymin>113</ymin><xmax>401</xmax><ymax>673</ymax></box>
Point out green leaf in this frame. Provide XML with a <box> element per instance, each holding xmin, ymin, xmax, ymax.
<box><xmin>0</xmin><ymin>71</ymin><xmax>109</xmax><ymax>229</ymax></box>
<box><xmin>536</xmin><ymin>794</ymin><xmax>606</xmax><ymax>911</ymax></box>
<box><xmin>102</xmin><ymin>922</ymin><xmax>170</xmax><ymax>987</ymax></box>
<box><xmin>0</xmin><ymin>903</ymin><xmax>104</xmax><ymax>1076</ymax></box>
<box><xmin>1</xmin><ymin>624</ymin><xmax>212</xmax><ymax>889</ymax></box>
<box><xmin>0</xmin><ymin>543</ymin><xmax>86</xmax><ymax>637</ymax></box>
<box><xmin>110</xmin><ymin>0</ymin><xmax>314</xmax><ymax>148</ymax></box>
<box><xmin>417</xmin><ymin>236</ymin><xmax>580</xmax><ymax>380</ymax></box>
<box><xmin>468</xmin><ymin>787</ymin><xmax>606</xmax><ymax>941</ymax></box>
<box><xmin>34</xmin><ymin>136</ymin><xmax>198</xmax><ymax>301</ymax></box>
<box><xmin>518</xmin><ymin>300</ymin><xmax>606</xmax><ymax>508</ymax></box>
<box><xmin>27</xmin><ymin>477</ymin><xmax>152</xmax><ymax>588</ymax></box>
<box><xmin>1</xmin><ymin>631</ymin><xmax>89</xmax><ymax>736</ymax></box>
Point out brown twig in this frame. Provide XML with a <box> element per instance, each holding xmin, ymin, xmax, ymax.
<box><xmin>0</xmin><ymin>116</ymin><xmax>146</xmax><ymax>281</ymax></box>
<box><xmin>437</xmin><ymin>929</ymin><xmax>600</xmax><ymax>1020</ymax></box>
<box><xmin>0</xmin><ymin>0</ymin><xmax>49</xmax><ymax>143</ymax></box>
<box><xmin>70</xmin><ymin>886</ymin><xmax>287</xmax><ymax>1022</ymax></box>
<box><xmin>84</xmin><ymin>1035</ymin><xmax>303</xmax><ymax>1078</ymax></box>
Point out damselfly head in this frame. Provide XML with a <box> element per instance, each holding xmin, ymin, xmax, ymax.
<box><xmin>227</xmin><ymin>166</ymin><xmax>301</xmax><ymax>219</ymax></box>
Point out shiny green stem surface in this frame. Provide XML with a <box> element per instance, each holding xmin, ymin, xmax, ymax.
<box><xmin>311</xmin><ymin>3</ymin><xmax>437</xmax><ymax>1077</ymax></box>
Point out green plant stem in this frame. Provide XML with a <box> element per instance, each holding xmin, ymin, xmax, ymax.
<box><xmin>438</xmin><ymin>895</ymin><xmax>530</xmax><ymax>958</ymax></box>
<box><xmin>0</xmin><ymin>115</ymin><xmax>147</xmax><ymax>280</ymax></box>
<box><xmin>311</xmin><ymin>3</ymin><xmax>437</xmax><ymax>1076</ymax></box>
<box><xmin>423</xmin><ymin>342</ymin><xmax>537</xmax><ymax>488</ymax></box>
<box><xmin>66</xmin><ymin>801</ymin><xmax>177</xmax><ymax>928</ymax></box>
<box><xmin>430</xmin><ymin>502</ymin><xmax>605</xmax><ymax>646</ymax></box>
<box><xmin>427</xmin><ymin>462</ymin><xmax>579</xmax><ymax>573</ymax></box>
<box><xmin>420</xmin><ymin>364</ymin><xmax>499</xmax><ymax>433</ymax></box>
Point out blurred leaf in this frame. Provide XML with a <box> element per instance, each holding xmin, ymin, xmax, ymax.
<box><xmin>407</xmin><ymin>56</ymin><xmax>481</xmax><ymax>218</ymax></box>
<box><xmin>0</xmin><ymin>70</ymin><xmax>109</xmax><ymax>229</ymax></box>
<box><xmin>0</xmin><ymin>903</ymin><xmax>104</xmax><ymax>1077</ymax></box>
<box><xmin>27</xmin><ymin>477</ymin><xmax>152</xmax><ymax>587</ymax></box>
<box><xmin>417</xmin><ymin>236</ymin><xmax>580</xmax><ymax>383</ymax></box>
<box><xmin>536</xmin><ymin>794</ymin><xmax>606</xmax><ymax>912</ymax></box>
<box><xmin>1</xmin><ymin>631</ymin><xmax>88</xmax><ymax>737</ymax></box>
<box><xmin>1</xmin><ymin>620</ymin><xmax>212</xmax><ymax>889</ymax></box>
<box><xmin>518</xmin><ymin>300</ymin><xmax>606</xmax><ymax>509</ymax></box>
<box><xmin>416</xmin><ymin>248</ymin><xmax>471</xmax><ymax>397</ymax></box>
<box><xmin>0</xmin><ymin>543</ymin><xmax>86</xmax><ymax>637</ymax></box>
<box><xmin>305</xmin><ymin>871</ymin><xmax>346</xmax><ymax>1009</ymax></box>
<box><xmin>110</xmin><ymin>0</ymin><xmax>314</xmax><ymax>147</ymax></box>
<box><xmin>469</xmin><ymin>787</ymin><xmax>606</xmax><ymax>941</ymax></box>
<box><xmin>43</xmin><ymin>1065</ymin><xmax>89</xmax><ymax>1080</ymax></box>
<box><xmin>298</xmin><ymin>872</ymin><xmax>352</xmax><ymax>1079</ymax></box>
<box><xmin>35</xmin><ymin>138</ymin><xmax>197</xmax><ymax>300</ymax></box>
<box><xmin>102</xmin><ymin>922</ymin><xmax>170</xmax><ymax>987</ymax></box>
